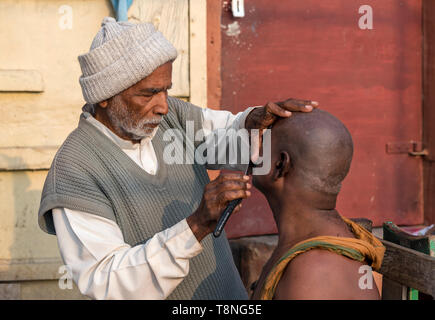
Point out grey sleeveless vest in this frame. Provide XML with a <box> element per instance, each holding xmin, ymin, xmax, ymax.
<box><xmin>38</xmin><ymin>97</ymin><xmax>248</xmax><ymax>300</ymax></box>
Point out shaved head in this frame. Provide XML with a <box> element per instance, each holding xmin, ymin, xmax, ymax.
<box><xmin>250</xmin><ymin>110</ymin><xmax>381</xmax><ymax>301</ymax></box>
<box><xmin>253</xmin><ymin>109</ymin><xmax>353</xmax><ymax>198</ymax></box>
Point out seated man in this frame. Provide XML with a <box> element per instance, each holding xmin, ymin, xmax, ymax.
<box><xmin>250</xmin><ymin>109</ymin><xmax>385</xmax><ymax>300</ymax></box>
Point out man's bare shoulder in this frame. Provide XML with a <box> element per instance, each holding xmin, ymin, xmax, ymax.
<box><xmin>273</xmin><ymin>248</ymin><xmax>380</xmax><ymax>300</ymax></box>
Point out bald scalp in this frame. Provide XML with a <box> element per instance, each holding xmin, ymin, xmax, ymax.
<box><xmin>273</xmin><ymin>109</ymin><xmax>353</xmax><ymax>195</ymax></box>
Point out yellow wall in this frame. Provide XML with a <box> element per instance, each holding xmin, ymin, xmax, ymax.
<box><xmin>0</xmin><ymin>0</ymin><xmax>206</xmax><ymax>299</ymax></box>
<box><xmin>0</xmin><ymin>0</ymin><xmax>115</xmax><ymax>299</ymax></box>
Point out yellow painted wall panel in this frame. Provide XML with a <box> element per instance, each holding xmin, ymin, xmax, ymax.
<box><xmin>129</xmin><ymin>0</ymin><xmax>190</xmax><ymax>97</ymax></box>
<box><xmin>0</xmin><ymin>0</ymin><xmax>113</xmax><ymax>149</ymax></box>
<box><xmin>0</xmin><ymin>0</ymin><xmax>191</xmax><ymax>151</ymax></box>
<box><xmin>0</xmin><ymin>70</ymin><xmax>44</xmax><ymax>92</ymax></box>
<box><xmin>0</xmin><ymin>170</ymin><xmax>59</xmax><ymax>261</ymax></box>
<box><xmin>0</xmin><ymin>0</ymin><xmax>207</xmax><ymax>288</ymax></box>
<box><xmin>0</xmin><ymin>280</ymin><xmax>87</xmax><ymax>300</ymax></box>
<box><xmin>20</xmin><ymin>280</ymin><xmax>87</xmax><ymax>300</ymax></box>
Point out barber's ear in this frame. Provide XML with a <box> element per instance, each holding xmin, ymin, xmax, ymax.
<box><xmin>272</xmin><ymin>151</ymin><xmax>291</xmax><ymax>180</ymax></box>
<box><xmin>98</xmin><ymin>100</ymin><xmax>108</xmax><ymax>108</ymax></box>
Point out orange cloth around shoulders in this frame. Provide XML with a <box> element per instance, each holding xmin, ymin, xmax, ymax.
<box><xmin>259</xmin><ymin>216</ymin><xmax>385</xmax><ymax>300</ymax></box>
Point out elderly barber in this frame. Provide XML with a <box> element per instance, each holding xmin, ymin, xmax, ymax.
<box><xmin>38</xmin><ymin>17</ymin><xmax>317</xmax><ymax>300</ymax></box>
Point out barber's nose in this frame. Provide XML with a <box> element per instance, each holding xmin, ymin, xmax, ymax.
<box><xmin>153</xmin><ymin>91</ymin><xmax>169</xmax><ymax>116</ymax></box>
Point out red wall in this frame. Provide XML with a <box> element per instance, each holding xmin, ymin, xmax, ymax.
<box><xmin>216</xmin><ymin>0</ymin><xmax>424</xmax><ymax>238</ymax></box>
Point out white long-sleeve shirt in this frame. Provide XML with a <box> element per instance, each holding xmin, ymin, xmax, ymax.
<box><xmin>52</xmin><ymin>104</ymin><xmax>254</xmax><ymax>300</ymax></box>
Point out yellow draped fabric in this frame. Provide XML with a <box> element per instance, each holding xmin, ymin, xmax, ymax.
<box><xmin>259</xmin><ymin>216</ymin><xmax>385</xmax><ymax>300</ymax></box>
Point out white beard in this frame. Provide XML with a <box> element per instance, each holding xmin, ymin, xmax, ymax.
<box><xmin>106</xmin><ymin>95</ymin><xmax>161</xmax><ymax>140</ymax></box>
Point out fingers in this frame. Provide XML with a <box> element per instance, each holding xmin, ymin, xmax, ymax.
<box><xmin>212</xmin><ymin>172</ymin><xmax>251</xmax><ymax>204</ymax></box>
<box><xmin>265</xmin><ymin>101</ymin><xmax>292</xmax><ymax>118</ymax></box>
<box><xmin>276</xmin><ymin>99</ymin><xmax>319</xmax><ymax>113</ymax></box>
<box><xmin>219</xmin><ymin>180</ymin><xmax>251</xmax><ymax>192</ymax></box>
<box><xmin>217</xmin><ymin>172</ymin><xmax>250</xmax><ymax>182</ymax></box>
<box><xmin>217</xmin><ymin>189</ymin><xmax>251</xmax><ymax>204</ymax></box>
<box><xmin>193</xmin><ymin>172</ymin><xmax>251</xmax><ymax>239</ymax></box>
<box><xmin>210</xmin><ymin>180</ymin><xmax>251</xmax><ymax>197</ymax></box>
<box><xmin>247</xmin><ymin>99</ymin><xmax>319</xmax><ymax>132</ymax></box>
<box><xmin>206</xmin><ymin>173</ymin><xmax>247</xmax><ymax>191</ymax></box>
<box><xmin>304</xmin><ymin>100</ymin><xmax>319</xmax><ymax>107</ymax></box>
<box><xmin>299</xmin><ymin>100</ymin><xmax>319</xmax><ymax>112</ymax></box>
<box><xmin>296</xmin><ymin>99</ymin><xmax>319</xmax><ymax>108</ymax></box>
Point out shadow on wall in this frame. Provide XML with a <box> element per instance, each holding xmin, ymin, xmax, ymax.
<box><xmin>0</xmin><ymin>153</ymin><xmax>87</xmax><ymax>299</ymax></box>
<box><xmin>0</xmin><ymin>153</ymin><xmax>42</xmax><ymax>259</ymax></box>
<box><xmin>0</xmin><ymin>154</ymin><xmax>39</xmax><ymax>298</ymax></box>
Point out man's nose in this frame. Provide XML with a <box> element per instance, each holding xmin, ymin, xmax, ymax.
<box><xmin>152</xmin><ymin>92</ymin><xmax>169</xmax><ymax>116</ymax></box>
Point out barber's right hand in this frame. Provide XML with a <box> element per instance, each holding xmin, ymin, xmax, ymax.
<box><xmin>187</xmin><ymin>172</ymin><xmax>251</xmax><ymax>242</ymax></box>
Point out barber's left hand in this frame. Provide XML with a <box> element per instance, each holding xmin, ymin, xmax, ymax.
<box><xmin>245</xmin><ymin>98</ymin><xmax>319</xmax><ymax>131</ymax></box>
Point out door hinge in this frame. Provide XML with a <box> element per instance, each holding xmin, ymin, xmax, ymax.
<box><xmin>386</xmin><ymin>141</ymin><xmax>428</xmax><ymax>157</ymax></box>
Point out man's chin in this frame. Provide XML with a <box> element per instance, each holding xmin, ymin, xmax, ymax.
<box><xmin>121</xmin><ymin>128</ymin><xmax>154</xmax><ymax>141</ymax></box>
<box><xmin>139</xmin><ymin>125</ymin><xmax>160</xmax><ymax>138</ymax></box>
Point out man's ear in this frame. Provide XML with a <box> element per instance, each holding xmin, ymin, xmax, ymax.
<box><xmin>272</xmin><ymin>151</ymin><xmax>291</xmax><ymax>180</ymax></box>
<box><xmin>98</xmin><ymin>100</ymin><xmax>108</xmax><ymax>108</ymax></box>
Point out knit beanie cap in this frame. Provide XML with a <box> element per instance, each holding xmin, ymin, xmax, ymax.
<box><xmin>78</xmin><ymin>16</ymin><xmax>178</xmax><ymax>104</ymax></box>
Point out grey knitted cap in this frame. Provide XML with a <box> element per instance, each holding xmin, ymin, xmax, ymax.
<box><xmin>78</xmin><ymin>16</ymin><xmax>178</xmax><ymax>104</ymax></box>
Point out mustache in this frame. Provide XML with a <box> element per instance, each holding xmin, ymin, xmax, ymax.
<box><xmin>140</xmin><ymin>117</ymin><xmax>162</xmax><ymax>125</ymax></box>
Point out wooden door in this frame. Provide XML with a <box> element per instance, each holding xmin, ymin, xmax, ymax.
<box><xmin>219</xmin><ymin>0</ymin><xmax>424</xmax><ymax>238</ymax></box>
